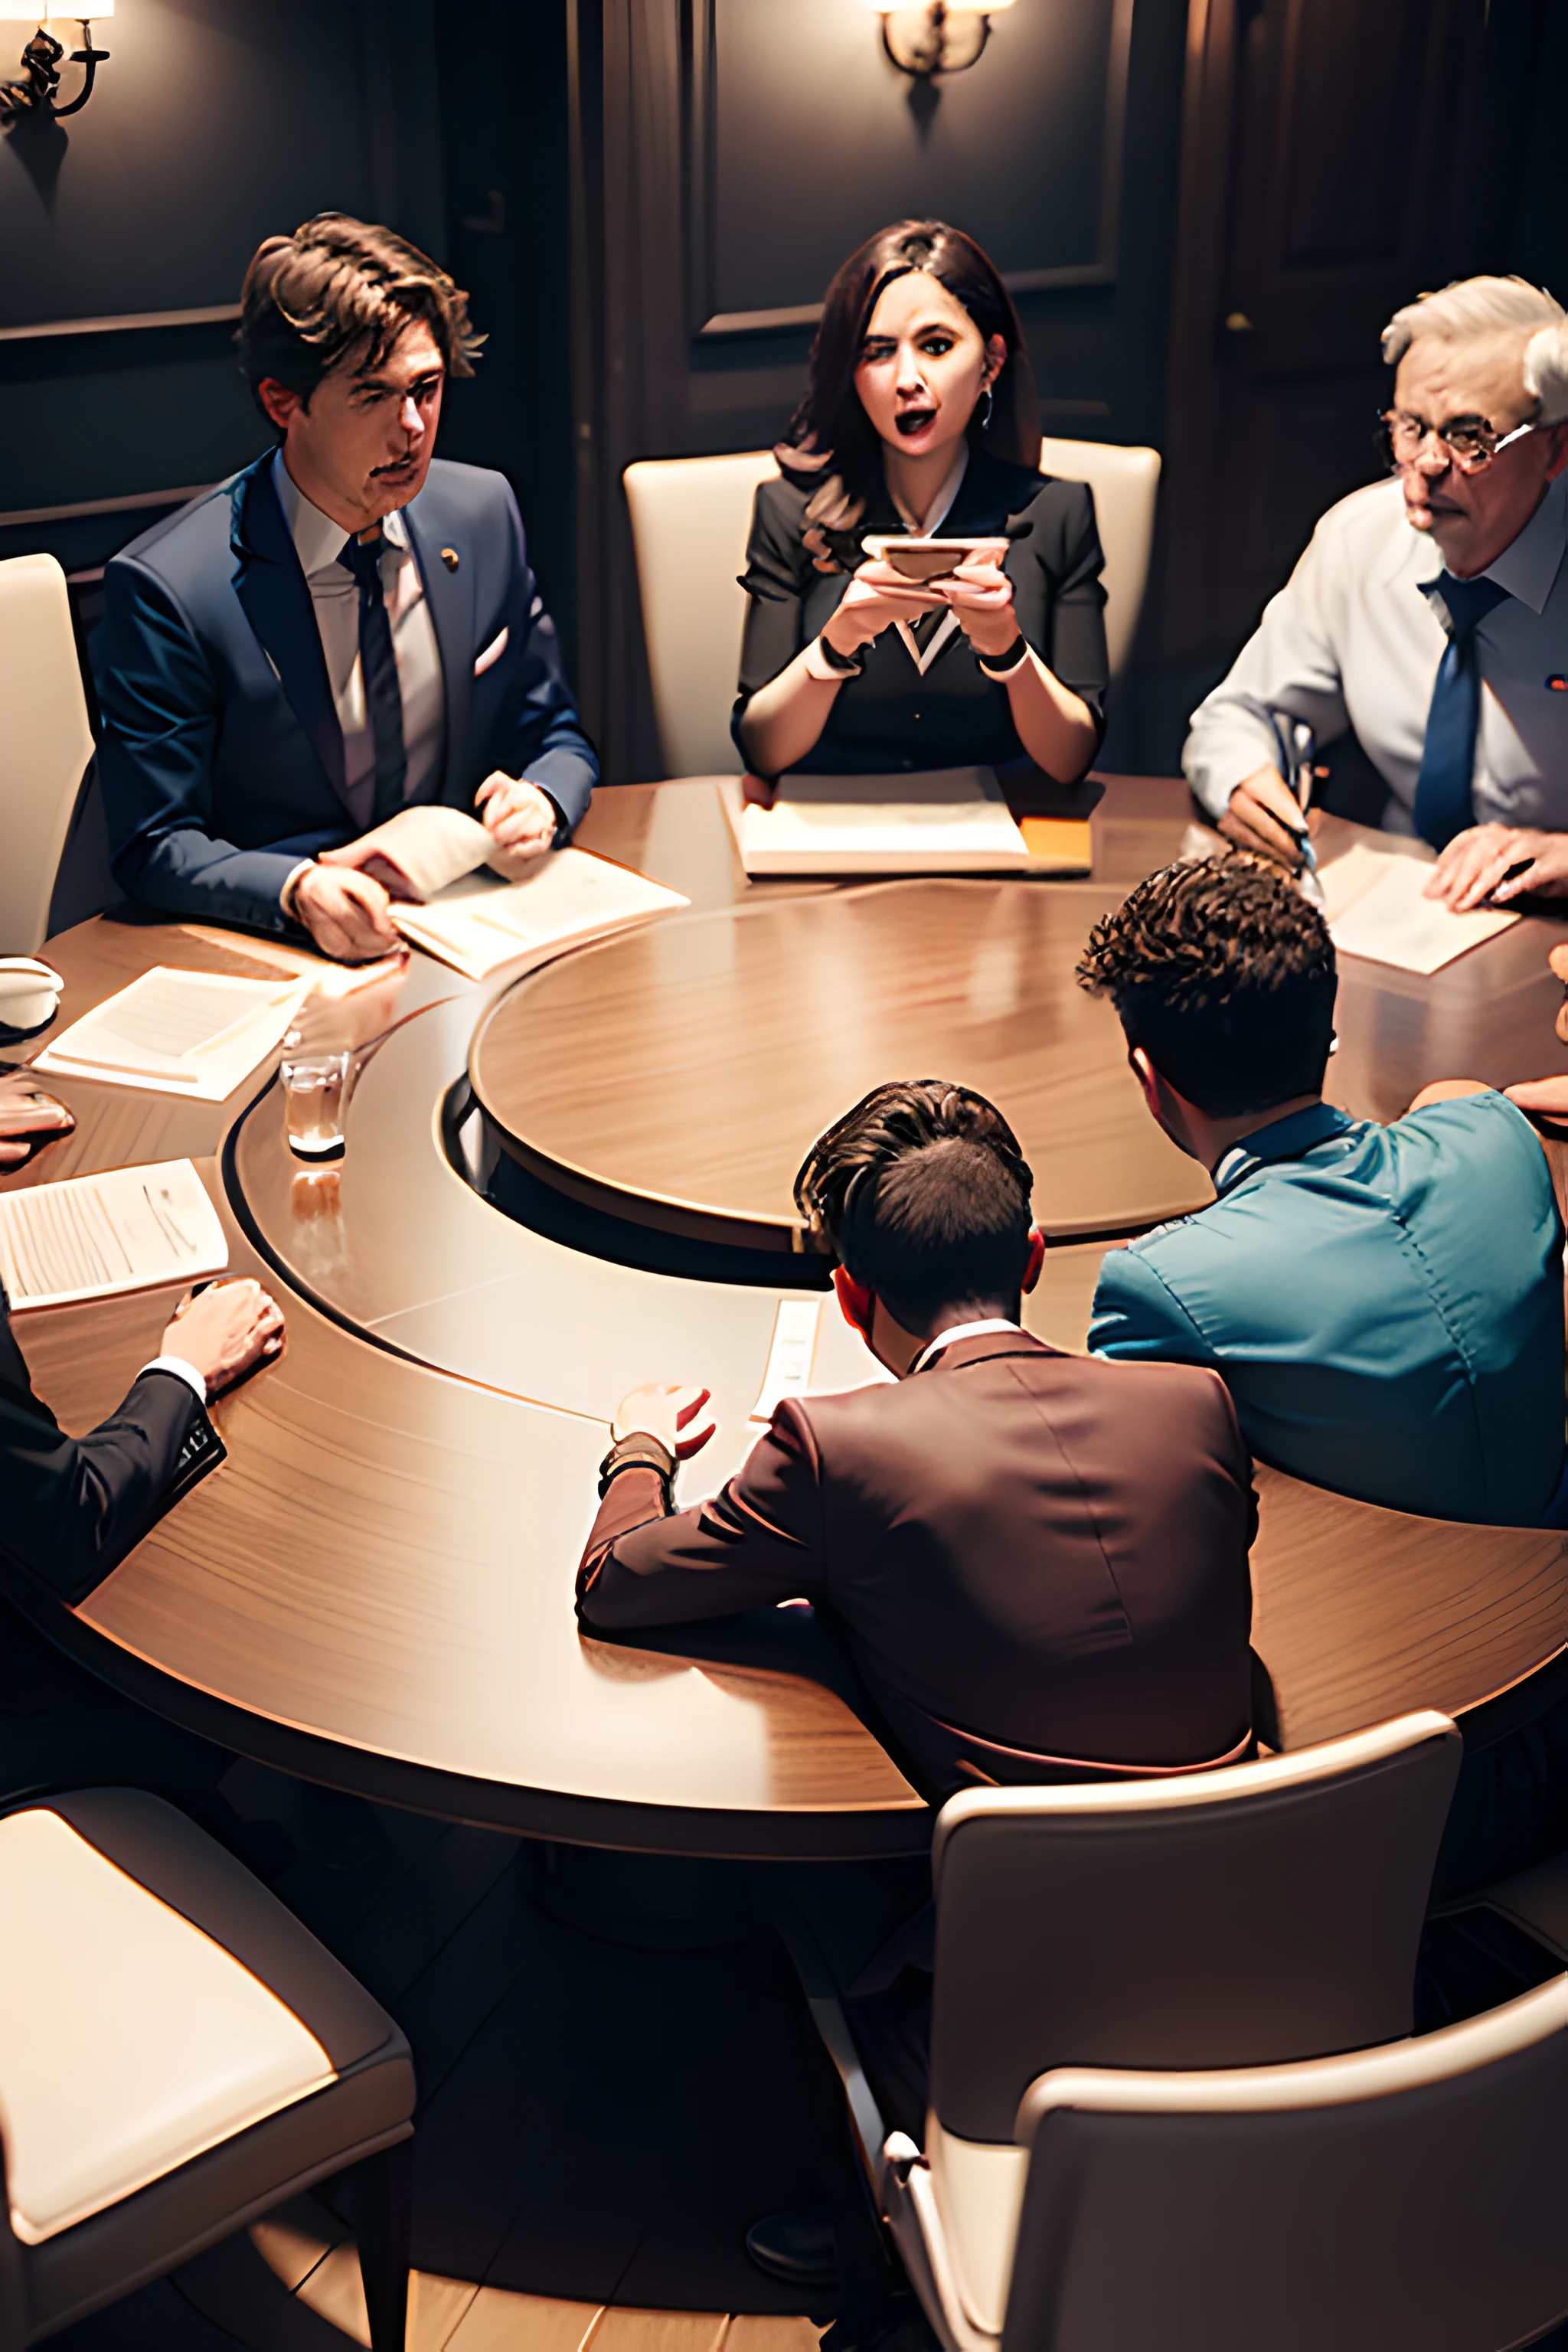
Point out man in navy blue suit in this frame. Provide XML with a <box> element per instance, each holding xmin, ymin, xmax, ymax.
<box><xmin>94</xmin><ymin>214</ymin><xmax>598</xmax><ymax>962</ymax></box>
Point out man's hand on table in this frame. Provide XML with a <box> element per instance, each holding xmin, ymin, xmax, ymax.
<box><xmin>475</xmin><ymin>773</ymin><xmax>560</xmax><ymax>858</ymax></box>
<box><xmin>162</xmin><ymin>1277</ymin><xmax>285</xmax><ymax>1400</ymax></box>
<box><xmin>286</xmin><ymin>864</ymin><xmax>403</xmax><ymax>962</ymax></box>
<box><xmin>1424</xmin><ymin>825</ymin><xmax>1568</xmax><ymax>912</ymax></box>
<box><xmin>0</xmin><ymin>1073</ymin><xmax>74</xmax><ymax>1168</ymax></box>
<box><xmin>1218</xmin><ymin>766</ymin><xmax>1311</xmax><ymax>867</ymax></box>
<box><xmin>612</xmin><ymin>1381</ymin><xmax>717</xmax><ymax>1462</ymax></box>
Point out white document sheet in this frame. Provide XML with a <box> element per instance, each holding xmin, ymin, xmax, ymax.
<box><xmin>1319</xmin><ymin>838</ymin><xmax>1517</xmax><ymax>973</ymax></box>
<box><xmin>0</xmin><ymin>1158</ymin><xmax>228</xmax><ymax>1309</ymax></box>
<box><xmin>392</xmin><ymin>848</ymin><xmax>690</xmax><ymax>981</ymax></box>
<box><xmin>736</xmin><ymin>768</ymin><xmax>1031</xmax><ymax>876</ymax></box>
<box><xmin>34</xmin><ymin>969</ymin><xmax>312</xmax><ymax>1099</ymax></box>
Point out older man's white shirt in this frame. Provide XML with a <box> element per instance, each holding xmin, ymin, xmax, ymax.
<box><xmin>1184</xmin><ymin>470</ymin><xmax>1568</xmax><ymax>836</ymax></box>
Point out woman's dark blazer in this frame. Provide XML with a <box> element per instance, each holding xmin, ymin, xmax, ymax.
<box><xmin>732</xmin><ymin>446</ymin><xmax>1109</xmax><ymax>779</ymax></box>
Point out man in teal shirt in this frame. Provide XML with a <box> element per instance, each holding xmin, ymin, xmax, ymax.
<box><xmin>1076</xmin><ymin>854</ymin><xmax>1565</xmax><ymax>1527</ymax></box>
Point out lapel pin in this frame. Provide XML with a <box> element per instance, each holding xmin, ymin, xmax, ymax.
<box><xmin>440</xmin><ymin>547</ymin><xmax>460</xmax><ymax>573</ymax></box>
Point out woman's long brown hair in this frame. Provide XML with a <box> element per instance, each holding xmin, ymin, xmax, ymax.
<box><xmin>775</xmin><ymin>220</ymin><xmax>1040</xmax><ymax>570</ymax></box>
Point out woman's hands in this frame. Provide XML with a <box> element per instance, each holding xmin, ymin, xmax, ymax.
<box><xmin>936</xmin><ymin>550</ymin><xmax>1020</xmax><ymax>661</ymax></box>
<box><xmin>1423</xmin><ymin>824</ymin><xmax>1568</xmax><ymax>912</ymax></box>
<box><xmin>819</xmin><ymin>558</ymin><xmax>946</xmax><ymax>659</ymax></box>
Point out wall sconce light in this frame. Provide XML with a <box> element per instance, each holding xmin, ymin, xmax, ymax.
<box><xmin>0</xmin><ymin>6</ymin><xmax>112</xmax><ymax>123</ymax></box>
<box><xmin>864</xmin><ymin>0</ymin><xmax>1014</xmax><ymax>78</ymax></box>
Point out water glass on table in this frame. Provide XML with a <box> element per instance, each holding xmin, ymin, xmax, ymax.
<box><xmin>280</xmin><ymin>1047</ymin><xmax>351</xmax><ymax>1161</ymax></box>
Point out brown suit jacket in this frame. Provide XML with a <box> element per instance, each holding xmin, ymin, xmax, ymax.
<box><xmin>577</xmin><ymin>1331</ymin><xmax>1256</xmax><ymax>1794</ymax></box>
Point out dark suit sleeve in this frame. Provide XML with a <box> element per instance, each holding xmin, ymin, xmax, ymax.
<box><xmin>577</xmin><ymin>1401</ymin><xmax>828</xmax><ymax>1627</ymax></box>
<box><xmin>0</xmin><ymin>1305</ymin><xmax>210</xmax><ymax>1603</ymax></box>
<box><xmin>731</xmin><ymin>482</ymin><xmax>822</xmax><ymax>764</ymax></box>
<box><xmin>94</xmin><ymin>558</ymin><xmax>305</xmax><ymax>933</ymax></box>
<box><xmin>481</xmin><ymin>485</ymin><xmax>598</xmax><ymax>832</ymax></box>
<box><xmin>1008</xmin><ymin>479</ymin><xmax>1109</xmax><ymax>737</ymax></box>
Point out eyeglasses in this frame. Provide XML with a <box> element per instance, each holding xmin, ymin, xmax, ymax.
<box><xmin>1377</xmin><ymin>409</ymin><xmax>1537</xmax><ymax>474</ymax></box>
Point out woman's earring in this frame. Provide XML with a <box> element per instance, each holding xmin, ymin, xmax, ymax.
<box><xmin>978</xmin><ymin>385</ymin><xmax>995</xmax><ymax>433</ymax></box>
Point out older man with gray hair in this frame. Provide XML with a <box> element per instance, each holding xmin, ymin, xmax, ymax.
<box><xmin>1184</xmin><ymin>276</ymin><xmax>1568</xmax><ymax>911</ymax></box>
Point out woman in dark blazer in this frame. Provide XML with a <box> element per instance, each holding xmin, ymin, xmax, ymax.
<box><xmin>733</xmin><ymin>220</ymin><xmax>1109</xmax><ymax>786</ymax></box>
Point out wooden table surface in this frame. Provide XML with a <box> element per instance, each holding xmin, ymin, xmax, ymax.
<box><xmin>8</xmin><ymin>775</ymin><xmax>1568</xmax><ymax>1851</ymax></box>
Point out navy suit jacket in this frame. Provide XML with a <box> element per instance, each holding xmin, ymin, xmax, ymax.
<box><xmin>93</xmin><ymin>453</ymin><xmax>599</xmax><ymax>935</ymax></box>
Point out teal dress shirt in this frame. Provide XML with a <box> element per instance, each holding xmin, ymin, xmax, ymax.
<box><xmin>1089</xmin><ymin>1096</ymin><xmax>1565</xmax><ymax>1525</ymax></box>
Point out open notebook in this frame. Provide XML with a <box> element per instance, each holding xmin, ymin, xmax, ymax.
<box><xmin>391</xmin><ymin>847</ymin><xmax>690</xmax><ymax>981</ymax></box>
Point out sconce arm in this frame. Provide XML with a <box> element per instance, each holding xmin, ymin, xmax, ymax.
<box><xmin>49</xmin><ymin>41</ymin><xmax>109</xmax><ymax>120</ymax></box>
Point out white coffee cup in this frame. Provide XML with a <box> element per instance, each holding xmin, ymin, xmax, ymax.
<box><xmin>0</xmin><ymin>958</ymin><xmax>64</xmax><ymax>1031</ymax></box>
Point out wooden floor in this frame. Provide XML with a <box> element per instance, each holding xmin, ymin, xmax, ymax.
<box><xmin>53</xmin><ymin>1763</ymin><xmax>847</xmax><ymax>2352</ymax></box>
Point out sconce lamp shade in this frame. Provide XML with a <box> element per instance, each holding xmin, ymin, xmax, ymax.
<box><xmin>858</xmin><ymin>0</ymin><xmax>1013</xmax><ymax>9</ymax></box>
<box><xmin>0</xmin><ymin>5</ymin><xmax>113</xmax><ymax>15</ymax></box>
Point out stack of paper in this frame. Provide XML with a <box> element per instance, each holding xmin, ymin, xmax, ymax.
<box><xmin>1318</xmin><ymin>837</ymin><xmax>1517</xmax><ymax>974</ymax></box>
<box><xmin>392</xmin><ymin>848</ymin><xmax>690</xmax><ymax>981</ymax></box>
<box><xmin>34</xmin><ymin>969</ymin><xmax>312</xmax><ymax>1100</ymax></box>
<box><xmin>0</xmin><ymin>1159</ymin><xmax>228</xmax><ymax>1309</ymax></box>
<box><xmin>735</xmin><ymin>769</ymin><xmax>1031</xmax><ymax>876</ymax></box>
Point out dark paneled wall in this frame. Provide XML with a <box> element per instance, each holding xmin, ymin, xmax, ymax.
<box><xmin>0</xmin><ymin>0</ymin><xmax>446</xmax><ymax>564</ymax></box>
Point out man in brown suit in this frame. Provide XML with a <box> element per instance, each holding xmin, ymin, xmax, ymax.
<box><xmin>578</xmin><ymin>1078</ymin><xmax>1256</xmax><ymax>1792</ymax></box>
<box><xmin>579</xmin><ymin>1080</ymin><xmax>1257</xmax><ymax>2310</ymax></box>
<box><xmin>577</xmin><ymin>1079</ymin><xmax>1258</xmax><ymax>2311</ymax></box>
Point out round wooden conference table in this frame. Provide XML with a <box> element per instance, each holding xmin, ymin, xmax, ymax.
<box><xmin>8</xmin><ymin>775</ymin><xmax>1568</xmax><ymax>1859</ymax></box>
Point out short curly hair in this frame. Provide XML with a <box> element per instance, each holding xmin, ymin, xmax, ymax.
<box><xmin>237</xmin><ymin>214</ymin><xmax>483</xmax><ymax>426</ymax></box>
<box><xmin>1076</xmin><ymin>854</ymin><xmax>1336</xmax><ymax>1118</ymax></box>
<box><xmin>794</xmin><ymin>1079</ymin><xmax>1034</xmax><ymax>1328</ymax></box>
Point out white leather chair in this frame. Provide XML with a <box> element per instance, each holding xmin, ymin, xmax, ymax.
<box><xmin>622</xmin><ymin>437</ymin><xmax>1161</xmax><ymax>779</ymax></box>
<box><xmin>777</xmin><ymin>1713</ymin><xmax>1461</xmax><ymax>2292</ymax></box>
<box><xmin>0</xmin><ymin>1790</ymin><xmax>415</xmax><ymax>2347</ymax></box>
<box><xmin>883</xmin><ymin>1971</ymin><xmax>1568</xmax><ymax>2352</ymax></box>
<box><xmin>1035</xmin><ymin>435</ymin><xmax>1161</xmax><ymax>676</ymax></box>
<box><xmin>0</xmin><ymin>555</ymin><xmax>96</xmax><ymax>956</ymax></box>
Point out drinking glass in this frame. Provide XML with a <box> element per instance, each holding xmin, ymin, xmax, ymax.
<box><xmin>280</xmin><ymin>1049</ymin><xmax>351</xmax><ymax>1161</ymax></box>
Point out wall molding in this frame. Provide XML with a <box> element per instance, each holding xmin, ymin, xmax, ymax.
<box><xmin>0</xmin><ymin>304</ymin><xmax>240</xmax><ymax>348</ymax></box>
<box><xmin>688</xmin><ymin>0</ymin><xmax>1135</xmax><ymax>338</ymax></box>
<box><xmin>0</xmin><ymin>483</ymin><xmax>212</xmax><ymax>530</ymax></box>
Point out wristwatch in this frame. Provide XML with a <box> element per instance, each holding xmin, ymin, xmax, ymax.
<box><xmin>977</xmin><ymin>633</ymin><xmax>1031</xmax><ymax>681</ymax></box>
<box><xmin>597</xmin><ymin>1430</ymin><xmax>676</xmax><ymax>1503</ymax></box>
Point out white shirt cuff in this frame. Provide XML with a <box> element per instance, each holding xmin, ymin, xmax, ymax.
<box><xmin>280</xmin><ymin>859</ymin><xmax>317</xmax><ymax>920</ymax></box>
<box><xmin>138</xmin><ymin>1355</ymin><xmax>208</xmax><ymax>1405</ymax></box>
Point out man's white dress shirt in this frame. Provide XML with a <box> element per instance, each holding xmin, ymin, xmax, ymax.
<box><xmin>272</xmin><ymin>452</ymin><xmax>445</xmax><ymax>831</ymax></box>
<box><xmin>1184</xmin><ymin>471</ymin><xmax>1568</xmax><ymax>836</ymax></box>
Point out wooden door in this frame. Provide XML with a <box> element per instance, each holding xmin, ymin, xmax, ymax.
<box><xmin>1162</xmin><ymin>0</ymin><xmax>1488</xmax><ymax>666</ymax></box>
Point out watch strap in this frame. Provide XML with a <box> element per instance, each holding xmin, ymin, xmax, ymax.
<box><xmin>805</xmin><ymin>633</ymin><xmax>867</xmax><ymax>682</ymax></box>
<box><xmin>977</xmin><ymin>633</ymin><xmax>1031</xmax><ymax>681</ymax></box>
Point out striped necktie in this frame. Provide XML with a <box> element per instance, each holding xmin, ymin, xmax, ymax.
<box><xmin>337</xmin><ymin>532</ymin><xmax>407</xmax><ymax>824</ymax></box>
<box><xmin>1413</xmin><ymin>571</ymin><xmax>1510</xmax><ymax>851</ymax></box>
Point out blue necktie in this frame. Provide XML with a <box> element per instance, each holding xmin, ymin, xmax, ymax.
<box><xmin>1413</xmin><ymin>572</ymin><xmax>1509</xmax><ymax>850</ymax></box>
<box><xmin>336</xmin><ymin>533</ymin><xmax>407</xmax><ymax>824</ymax></box>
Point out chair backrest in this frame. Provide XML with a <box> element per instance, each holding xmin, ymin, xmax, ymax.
<box><xmin>1036</xmin><ymin>435</ymin><xmax>1160</xmax><ymax>677</ymax></box>
<box><xmin>623</xmin><ymin>450</ymin><xmax>779</xmax><ymax>779</ymax></box>
<box><xmin>622</xmin><ymin>436</ymin><xmax>1162</xmax><ymax>779</ymax></box>
<box><xmin>0</xmin><ymin>554</ymin><xmax>95</xmax><ymax>955</ymax></box>
<box><xmin>928</xmin><ymin>1711</ymin><xmax>1461</xmax><ymax>2145</ymax></box>
<box><xmin>1002</xmin><ymin>1973</ymin><xmax>1568</xmax><ymax>2352</ymax></box>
